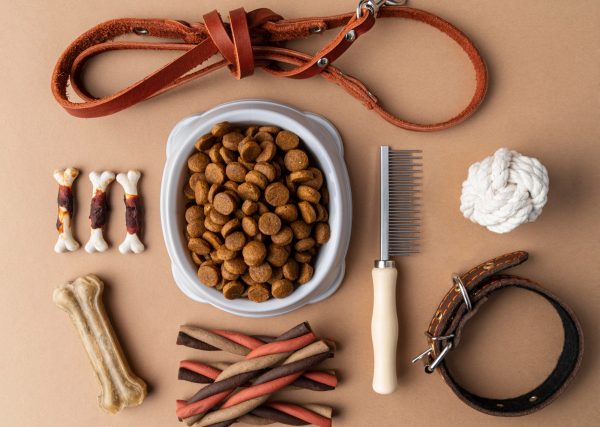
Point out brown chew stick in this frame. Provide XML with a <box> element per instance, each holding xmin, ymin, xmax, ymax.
<box><xmin>53</xmin><ymin>275</ymin><xmax>147</xmax><ymax>413</ymax></box>
<box><xmin>54</xmin><ymin>167</ymin><xmax>80</xmax><ymax>252</ymax></box>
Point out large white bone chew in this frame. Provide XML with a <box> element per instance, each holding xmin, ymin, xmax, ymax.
<box><xmin>85</xmin><ymin>171</ymin><xmax>115</xmax><ymax>253</ymax></box>
<box><xmin>53</xmin><ymin>275</ymin><xmax>147</xmax><ymax>413</ymax></box>
<box><xmin>54</xmin><ymin>167</ymin><xmax>80</xmax><ymax>253</ymax></box>
<box><xmin>116</xmin><ymin>170</ymin><xmax>145</xmax><ymax>254</ymax></box>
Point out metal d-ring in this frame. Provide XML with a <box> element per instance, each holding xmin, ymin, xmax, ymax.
<box><xmin>356</xmin><ymin>0</ymin><xmax>407</xmax><ymax>18</ymax></box>
<box><xmin>453</xmin><ymin>274</ymin><xmax>472</xmax><ymax>311</ymax></box>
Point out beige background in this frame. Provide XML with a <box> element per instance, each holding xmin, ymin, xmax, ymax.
<box><xmin>1</xmin><ymin>0</ymin><xmax>599</xmax><ymax>425</ymax></box>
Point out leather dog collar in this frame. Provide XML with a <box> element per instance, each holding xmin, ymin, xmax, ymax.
<box><xmin>413</xmin><ymin>251</ymin><xmax>584</xmax><ymax>416</ymax></box>
<box><xmin>51</xmin><ymin>2</ymin><xmax>487</xmax><ymax>131</ymax></box>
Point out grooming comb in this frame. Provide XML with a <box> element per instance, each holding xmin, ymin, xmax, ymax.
<box><xmin>372</xmin><ymin>146</ymin><xmax>422</xmax><ymax>394</ymax></box>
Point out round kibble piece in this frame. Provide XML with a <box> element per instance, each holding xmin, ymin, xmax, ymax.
<box><xmin>258</xmin><ymin>212</ymin><xmax>282</xmax><ymax>236</ymax></box>
<box><xmin>237</xmin><ymin>182</ymin><xmax>261</xmax><ymax>202</ymax></box>
<box><xmin>295</xmin><ymin>251</ymin><xmax>312</xmax><ymax>263</ymax></box>
<box><xmin>216</xmin><ymin>245</ymin><xmax>236</xmax><ymax>261</ymax></box>
<box><xmin>275</xmin><ymin>131</ymin><xmax>300</xmax><ymax>151</ymax></box>
<box><xmin>211</xmin><ymin>122</ymin><xmax>233</xmax><ymax>137</ymax></box>
<box><xmin>264</xmin><ymin>182</ymin><xmax>290</xmax><ymax>207</ymax></box>
<box><xmin>221</xmin><ymin>265</ymin><xmax>239</xmax><ymax>281</ymax></box>
<box><xmin>249</xmin><ymin>262</ymin><xmax>272</xmax><ymax>283</ymax></box>
<box><xmin>191</xmin><ymin>252</ymin><xmax>204</xmax><ymax>265</ymax></box>
<box><xmin>239</xmin><ymin>138</ymin><xmax>261</xmax><ymax>162</ymax></box>
<box><xmin>241</xmin><ymin>200</ymin><xmax>258</xmax><ymax>215</ymax></box>
<box><xmin>245</xmin><ymin>170</ymin><xmax>268</xmax><ymax>190</ymax></box>
<box><xmin>321</xmin><ymin>187</ymin><xmax>329</xmax><ymax>204</ymax></box>
<box><xmin>256</xmin><ymin>141</ymin><xmax>277</xmax><ymax>162</ymax></box>
<box><xmin>188</xmin><ymin>152</ymin><xmax>210</xmax><ymax>173</ymax></box>
<box><xmin>245</xmin><ymin>126</ymin><xmax>259</xmax><ymax>137</ymax></box>
<box><xmin>205</xmin><ymin>163</ymin><xmax>226</xmax><ymax>185</ymax></box>
<box><xmin>298</xmin><ymin>201</ymin><xmax>317</xmax><ymax>224</ymax></box>
<box><xmin>269</xmin><ymin>267</ymin><xmax>284</xmax><ymax>284</ymax></box>
<box><xmin>221</xmin><ymin>218</ymin><xmax>240</xmax><ymax>237</ymax></box>
<box><xmin>185</xmin><ymin>205</ymin><xmax>204</xmax><ymax>223</ymax></box>
<box><xmin>267</xmin><ymin>244</ymin><xmax>289</xmax><ymax>267</ymax></box>
<box><xmin>224</xmin><ymin>257</ymin><xmax>248</xmax><ymax>275</ymax></box>
<box><xmin>315</xmin><ymin>222</ymin><xmax>331</xmax><ymax>244</ymax></box>
<box><xmin>271</xmin><ymin>279</ymin><xmax>294</xmax><ymax>299</ymax></box>
<box><xmin>242</xmin><ymin>241</ymin><xmax>267</xmax><ymax>266</ymax></box>
<box><xmin>209</xmin><ymin>208</ymin><xmax>229</xmax><ymax>226</ymax></box>
<box><xmin>289</xmin><ymin>170</ymin><xmax>314</xmax><ymax>183</ymax></box>
<box><xmin>282</xmin><ymin>259</ymin><xmax>299</xmax><ymax>281</ymax></box>
<box><xmin>225</xmin><ymin>231</ymin><xmax>246</xmax><ymax>251</ymax></box>
<box><xmin>204</xmin><ymin>216</ymin><xmax>221</xmax><ymax>233</ymax></box>
<box><xmin>213</xmin><ymin>192</ymin><xmax>237</xmax><ymax>215</ymax></box>
<box><xmin>291</xmin><ymin>221</ymin><xmax>312</xmax><ymax>240</ymax></box>
<box><xmin>298</xmin><ymin>263</ymin><xmax>314</xmax><ymax>285</ymax></box>
<box><xmin>219</xmin><ymin>147</ymin><xmax>236</xmax><ymax>163</ymax></box>
<box><xmin>226</xmin><ymin>162</ymin><xmax>247</xmax><ymax>183</ymax></box>
<box><xmin>247</xmin><ymin>283</ymin><xmax>270</xmax><ymax>302</ymax></box>
<box><xmin>222</xmin><ymin>132</ymin><xmax>244</xmax><ymax>151</ymax></box>
<box><xmin>223</xmin><ymin>280</ymin><xmax>245</xmax><ymax>299</ymax></box>
<box><xmin>242</xmin><ymin>216</ymin><xmax>259</xmax><ymax>237</ymax></box>
<box><xmin>241</xmin><ymin>271</ymin><xmax>256</xmax><ymax>286</ymax></box>
<box><xmin>254</xmin><ymin>131</ymin><xmax>273</xmax><ymax>143</ymax></box>
<box><xmin>259</xmin><ymin>126</ymin><xmax>280</xmax><ymax>134</ymax></box>
<box><xmin>297</xmin><ymin>185</ymin><xmax>321</xmax><ymax>203</ymax></box>
<box><xmin>188</xmin><ymin>238</ymin><xmax>211</xmax><ymax>255</ymax></box>
<box><xmin>194</xmin><ymin>180</ymin><xmax>209</xmax><ymax>205</ymax></box>
<box><xmin>304</xmin><ymin>167</ymin><xmax>324</xmax><ymax>189</ymax></box>
<box><xmin>189</xmin><ymin>173</ymin><xmax>204</xmax><ymax>189</ymax></box>
<box><xmin>295</xmin><ymin>237</ymin><xmax>316</xmax><ymax>252</ymax></box>
<box><xmin>187</xmin><ymin>222</ymin><xmax>205</xmax><ymax>238</ymax></box>
<box><xmin>315</xmin><ymin>204</ymin><xmax>328</xmax><ymax>222</ymax></box>
<box><xmin>208</xmin><ymin>143</ymin><xmax>223</xmax><ymax>163</ymax></box>
<box><xmin>198</xmin><ymin>263</ymin><xmax>220</xmax><ymax>287</ymax></box>
<box><xmin>254</xmin><ymin>162</ymin><xmax>277</xmax><ymax>182</ymax></box>
<box><xmin>209</xmin><ymin>250</ymin><xmax>222</xmax><ymax>264</ymax></box>
<box><xmin>195</xmin><ymin>133</ymin><xmax>216</xmax><ymax>150</ymax></box>
<box><xmin>257</xmin><ymin>202</ymin><xmax>269</xmax><ymax>215</ymax></box>
<box><xmin>284</xmin><ymin>149</ymin><xmax>309</xmax><ymax>172</ymax></box>
<box><xmin>202</xmin><ymin>231</ymin><xmax>223</xmax><ymax>249</ymax></box>
<box><xmin>275</xmin><ymin>204</ymin><xmax>298</xmax><ymax>223</ymax></box>
<box><xmin>183</xmin><ymin>184</ymin><xmax>196</xmax><ymax>200</ymax></box>
<box><xmin>271</xmin><ymin>226</ymin><xmax>293</xmax><ymax>245</ymax></box>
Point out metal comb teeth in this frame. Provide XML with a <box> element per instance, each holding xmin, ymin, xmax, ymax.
<box><xmin>380</xmin><ymin>146</ymin><xmax>422</xmax><ymax>259</ymax></box>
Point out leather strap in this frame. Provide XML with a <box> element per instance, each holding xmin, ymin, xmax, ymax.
<box><xmin>418</xmin><ymin>251</ymin><xmax>584</xmax><ymax>416</ymax></box>
<box><xmin>51</xmin><ymin>5</ymin><xmax>488</xmax><ymax>131</ymax></box>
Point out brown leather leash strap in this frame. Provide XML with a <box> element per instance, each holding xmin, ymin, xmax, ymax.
<box><xmin>413</xmin><ymin>251</ymin><xmax>584</xmax><ymax>416</ymax></box>
<box><xmin>51</xmin><ymin>2</ymin><xmax>488</xmax><ymax>131</ymax></box>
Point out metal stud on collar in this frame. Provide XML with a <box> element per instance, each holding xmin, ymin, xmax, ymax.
<box><xmin>317</xmin><ymin>57</ymin><xmax>329</xmax><ymax>67</ymax></box>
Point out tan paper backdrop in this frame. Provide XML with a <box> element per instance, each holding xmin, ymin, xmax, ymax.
<box><xmin>1</xmin><ymin>0</ymin><xmax>598</xmax><ymax>425</ymax></box>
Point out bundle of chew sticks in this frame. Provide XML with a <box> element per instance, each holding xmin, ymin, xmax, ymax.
<box><xmin>176</xmin><ymin>322</ymin><xmax>336</xmax><ymax>427</ymax></box>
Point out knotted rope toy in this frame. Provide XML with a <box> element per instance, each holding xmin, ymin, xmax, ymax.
<box><xmin>460</xmin><ymin>148</ymin><xmax>549</xmax><ymax>233</ymax></box>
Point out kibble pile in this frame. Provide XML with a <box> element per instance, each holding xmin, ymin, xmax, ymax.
<box><xmin>183</xmin><ymin>122</ymin><xmax>331</xmax><ymax>302</ymax></box>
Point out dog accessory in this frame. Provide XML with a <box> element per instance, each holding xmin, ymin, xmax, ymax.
<box><xmin>116</xmin><ymin>170</ymin><xmax>145</xmax><ymax>254</ymax></box>
<box><xmin>51</xmin><ymin>1</ymin><xmax>487</xmax><ymax>131</ymax></box>
<box><xmin>85</xmin><ymin>171</ymin><xmax>115</xmax><ymax>253</ymax></box>
<box><xmin>53</xmin><ymin>167</ymin><xmax>80</xmax><ymax>253</ymax></box>
<box><xmin>372</xmin><ymin>146</ymin><xmax>421</xmax><ymax>394</ymax></box>
<box><xmin>412</xmin><ymin>251</ymin><xmax>583</xmax><ymax>416</ymax></box>
<box><xmin>460</xmin><ymin>148</ymin><xmax>549</xmax><ymax>233</ymax></box>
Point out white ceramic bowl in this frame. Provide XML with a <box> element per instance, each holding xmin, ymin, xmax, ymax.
<box><xmin>160</xmin><ymin>100</ymin><xmax>351</xmax><ymax>317</ymax></box>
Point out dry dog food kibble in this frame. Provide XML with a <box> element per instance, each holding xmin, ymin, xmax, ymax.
<box><xmin>183</xmin><ymin>122</ymin><xmax>330</xmax><ymax>302</ymax></box>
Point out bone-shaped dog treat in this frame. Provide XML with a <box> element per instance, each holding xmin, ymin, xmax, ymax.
<box><xmin>85</xmin><ymin>171</ymin><xmax>115</xmax><ymax>253</ymax></box>
<box><xmin>116</xmin><ymin>170</ymin><xmax>145</xmax><ymax>254</ymax></box>
<box><xmin>53</xmin><ymin>275</ymin><xmax>147</xmax><ymax>413</ymax></box>
<box><xmin>54</xmin><ymin>167</ymin><xmax>80</xmax><ymax>253</ymax></box>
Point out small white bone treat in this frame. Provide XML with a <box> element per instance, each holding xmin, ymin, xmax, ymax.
<box><xmin>85</xmin><ymin>171</ymin><xmax>116</xmax><ymax>253</ymax></box>
<box><xmin>54</xmin><ymin>167</ymin><xmax>80</xmax><ymax>253</ymax></box>
<box><xmin>116</xmin><ymin>170</ymin><xmax>145</xmax><ymax>254</ymax></box>
<box><xmin>53</xmin><ymin>275</ymin><xmax>147</xmax><ymax>413</ymax></box>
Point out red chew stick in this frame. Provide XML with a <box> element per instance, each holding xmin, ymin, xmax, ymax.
<box><xmin>245</xmin><ymin>332</ymin><xmax>316</xmax><ymax>358</ymax></box>
<box><xmin>222</xmin><ymin>373</ymin><xmax>302</xmax><ymax>408</ymax></box>
<box><xmin>179</xmin><ymin>361</ymin><xmax>221</xmax><ymax>379</ymax></box>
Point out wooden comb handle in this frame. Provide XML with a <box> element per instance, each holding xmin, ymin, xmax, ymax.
<box><xmin>371</xmin><ymin>265</ymin><xmax>398</xmax><ymax>394</ymax></box>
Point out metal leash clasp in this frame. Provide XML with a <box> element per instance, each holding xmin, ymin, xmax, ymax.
<box><xmin>356</xmin><ymin>0</ymin><xmax>407</xmax><ymax>18</ymax></box>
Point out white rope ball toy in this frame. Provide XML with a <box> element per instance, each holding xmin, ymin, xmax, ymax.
<box><xmin>460</xmin><ymin>148</ymin><xmax>549</xmax><ymax>234</ymax></box>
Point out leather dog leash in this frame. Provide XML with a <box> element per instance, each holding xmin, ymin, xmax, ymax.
<box><xmin>51</xmin><ymin>1</ymin><xmax>488</xmax><ymax>131</ymax></box>
<box><xmin>412</xmin><ymin>251</ymin><xmax>584</xmax><ymax>416</ymax></box>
